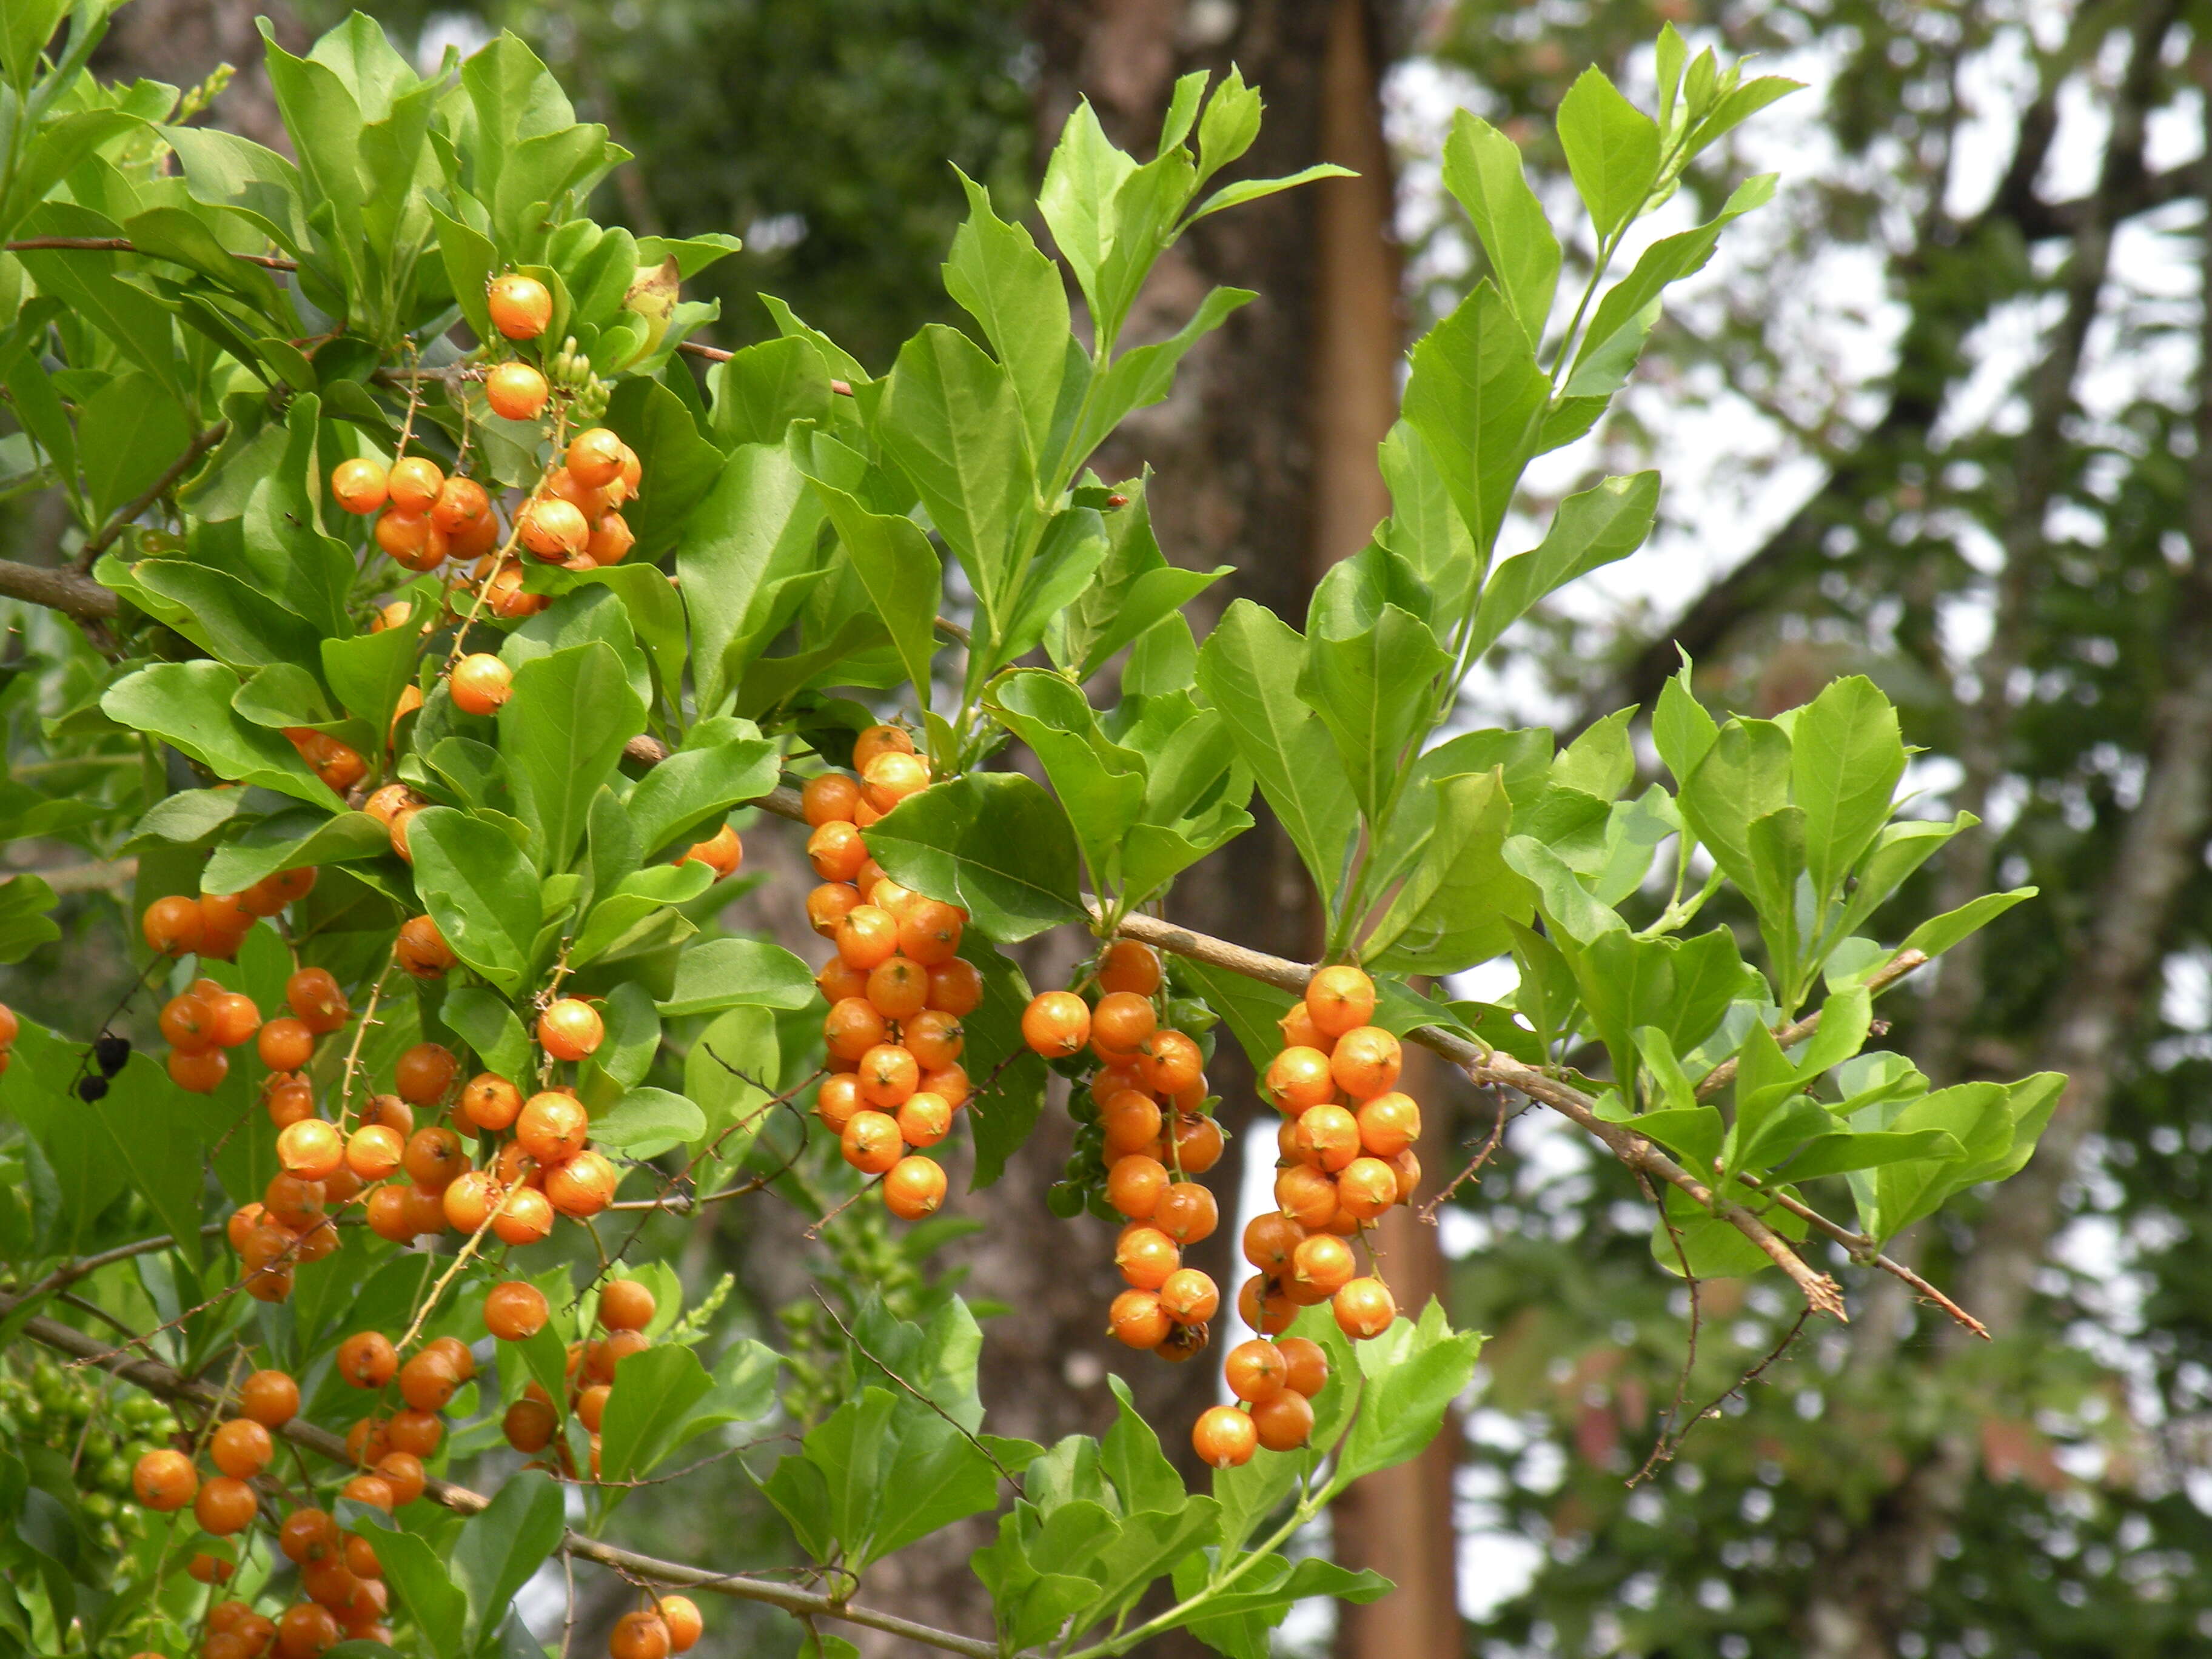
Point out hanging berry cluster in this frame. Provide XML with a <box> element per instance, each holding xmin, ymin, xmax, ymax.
<box><xmin>129</xmin><ymin>1282</ymin><xmax>708</xmax><ymax>1659</ymax></box>
<box><xmin>800</xmin><ymin>726</ymin><xmax>979</xmax><ymax>1221</ymax></box>
<box><xmin>1019</xmin><ymin>940</ymin><xmax>1229</xmax><ymax>1376</ymax></box>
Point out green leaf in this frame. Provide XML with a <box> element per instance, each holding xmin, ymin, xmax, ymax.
<box><xmin>988</xmin><ymin>670</ymin><xmax>1146</xmax><ymax>892</ymax></box>
<box><xmin>1652</xmin><ymin>659</ymin><xmax>1718</xmax><ymax>784</ymax></box>
<box><xmin>1440</xmin><ymin>111</ymin><xmax>1559</xmax><ymax>340</ymax></box>
<box><xmin>76</xmin><ymin>372</ymin><xmax>194</xmax><ymax>527</ymax></box>
<box><xmin>1188</xmin><ymin>163</ymin><xmax>1356</xmax><ymax>223</ymax></box>
<box><xmin>1048</xmin><ymin>478</ymin><xmax>1228</xmax><ymax>681</ymax></box>
<box><xmin>686</xmin><ymin>1005</ymin><xmax>778</xmax><ymax>1160</ymax></box>
<box><xmin>1296</xmin><ymin>603</ymin><xmax>1448</xmax><ymax>824</ymax></box>
<box><xmin>1173</xmin><ymin>957</ymin><xmax>1296</xmax><ymax>1075</ymax></box>
<box><xmin>706</xmin><ymin>335</ymin><xmax>833</xmax><ymax>448</ymax></box>
<box><xmin>591</xmin><ymin>1087</ymin><xmax>705</xmax><ymax>1157</ymax></box>
<box><xmin>1556</xmin><ymin>66</ymin><xmax>1660</xmax><ymax>239</ymax></box>
<box><xmin>571</xmin><ymin>862</ymin><xmax>714</xmax><ymax>966</ymax></box>
<box><xmin>1070</xmin><ymin>286</ymin><xmax>1253</xmax><ymax>466</ymax></box>
<box><xmin>624</xmin><ymin>727</ymin><xmax>777</xmax><ymax>855</ymax></box>
<box><xmin>1899</xmin><ymin>888</ymin><xmax>2037</xmax><ymax>962</ymax></box>
<box><xmin>1401</xmin><ymin>282</ymin><xmax>1549</xmax><ymax>560</ymax></box>
<box><xmin>878</xmin><ymin>322</ymin><xmax>1036</xmax><ymax>616</ymax></box>
<box><xmin>1677</xmin><ymin>717</ymin><xmax>1792</xmax><ymax>899</ymax></box>
<box><xmin>597</xmin><ymin>1344</ymin><xmax>714</xmax><ymax>1486</ymax></box>
<box><xmin>449</xmin><ymin>1470</ymin><xmax>565</xmax><ymax>1654</ymax></box>
<box><xmin>864</xmin><ymin>773</ymin><xmax>1087</xmax><ymax>942</ymax></box>
<box><xmin>805</xmin><ymin>472</ymin><xmax>941</xmax><ymax>717</ymax></box>
<box><xmin>954</xmin><ymin>936</ymin><xmax>1048</xmax><ymax>1190</ymax></box>
<box><xmin>1791</xmin><ymin>675</ymin><xmax>1906</xmax><ymax>908</ymax></box>
<box><xmin>202</xmin><ymin>809</ymin><xmax>389</xmax><ymax>896</ymax></box>
<box><xmin>101</xmin><ymin>662</ymin><xmax>341</xmax><ymax>809</ymax></box>
<box><xmin>657</xmin><ymin>937</ymin><xmax>817</xmax><ymax>1018</ymax></box>
<box><xmin>1568</xmin><ymin>174</ymin><xmax>1776</xmax><ymax>396</ymax></box>
<box><xmin>497</xmin><ymin>641</ymin><xmax>646</xmax><ymax>874</ymax></box>
<box><xmin>0</xmin><ymin>875</ymin><xmax>59</xmax><ymax>965</ymax></box>
<box><xmin>676</xmin><ymin>439</ymin><xmax>828</xmax><ymax>719</ymax></box>
<box><xmin>357</xmin><ymin>1521</ymin><xmax>466</xmax><ymax>1659</ymax></box>
<box><xmin>943</xmin><ymin>168</ymin><xmax>1069</xmax><ymax>463</ymax></box>
<box><xmin>1333</xmin><ymin>1300</ymin><xmax>1483</xmax><ymax>1487</ymax></box>
<box><xmin>406</xmin><ymin>807</ymin><xmax>541</xmax><ymax>995</ymax></box>
<box><xmin>1196</xmin><ymin>600</ymin><xmax>1358</xmax><ymax>908</ymax></box>
<box><xmin>1781</xmin><ymin>1128</ymin><xmax>1963</xmax><ymax>1182</ymax></box>
<box><xmin>1364</xmin><ymin>769</ymin><xmax>1530</xmax><ymax>974</ymax></box>
<box><xmin>2</xmin><ymin>1022</ymin><xmax>127</xmax><ymax>1256</ymax></box>
<box><xmin>605</xmin><ymin>375</ymin><xmax>726</xmax><ymax>561</ymax></box>
<box><xmin>323</xmin><ymin>583</ymin><xmax>435</xmax><ymax>737</ymax></box>
<box><xmin>1465</xmin><ymin>473</ymin><xmax>1659</xmax><ymax>663</ymax></box>
<box><xmin>440</xmin><ymin>985</ymin><xmax>531</xmax><ymax>1079</ymax></box>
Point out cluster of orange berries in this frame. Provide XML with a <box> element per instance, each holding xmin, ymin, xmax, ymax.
<box><xmin>139</xmin><ymin>870</ymin><xmax>318</xmax><ymax>1094</ymax></box>
<box><xmin>129</xmin><ymin>1362</ymin><xmax>414</xmax><ymax>1652</ymax></box>
<box><xmin>1243</xmin><ymin>964</ymin><xmax>1415</xmax><ymax>1345</ymax></box>
<box><xmin>1190</xmin><ymin>1331</ymin><xmax>1333</xmax><ymax>1470</ymax></box>
<box><xmin>480</xmin><ymin>1277</ymin><xmax>659</xmax><ymax>1481</ymax></box>
<box><xmin>1020</xmin><ymin>942</ymin><xmax>1228</xmax><ymax>1372</ymax></box>
<box><xmin>802</xmin><ymin>725</ymin><xmax>979</xmax><ymax>1221</ymax></box>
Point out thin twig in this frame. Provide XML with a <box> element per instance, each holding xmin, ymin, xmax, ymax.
<box><xmin>75</xmin><ymin>420</ymin><xmax>230</xmax><ymax>572</ymax></box>
<box><xmin>5</xmin><ymin>236</ymin><xmax>297</xmax><ymax>270</ymax></box>
<box><xmin>1641</xmin><ymin>1309</ymin><xmax>1812</xmax><ymax>1475</ymax></box>
<box><xmin>811</xmin><ymin>1291</ymin><xmax>1024</xmax><ymax>1489</ymax></box>
<box><xmin>1629</xmin><ymin>1171</ymin><xmax>1702</xmax><ymax>1488</ymax></box>
<box><xmin>1418</xmin><ymin>1086</ymin><xmax>1510</xmax><ymax>1223</ymax></box>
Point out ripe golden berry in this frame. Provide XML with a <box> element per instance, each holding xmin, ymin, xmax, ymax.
<box><xmin>1191</xmin><ymin>1404</ymin><xmax>1258</xmax><ymax>1469</ymax></box>
<box><xmin>538</xmin><ymin>998</ymin><xmax>604</xmax><ymax>1061</ymax></box>
<box><xmin>451</xmin><ymin>652</ymin><xmax>512</xmax><ymax>716</ymax></box>
<box><xmin>1304</xmin><ymin>965</ymin><xmax>1376</xmax><ymax>1038</ymax></box>
<box><xmin>1107</xmin><ymin>1288</ymin><xmax>1172</xmax><ymax>1350</ymax></box>
<box><xmin>132</xmin><ymin>1449</ymin><xmax>198</xmax><ymax>1510</ymax></box>
<box><xmin>1224</xmin><ymin>1338</ymin><xmax>1287</xmax><ymax>1403</ymax></box>
<box><xmin>1096</xmin><ymin>939</ymin><xmax>1163</xmax><ymax>997</ymax></box>
<box><xmin>1251</xmin><ymin>1387</ymin><xmax>1315</xmax><ymax>1452</ymax></box>
<box><xmin>1333</xmin><ymin>1275</ymin><xmax>1397</xmax><ymax>1340</ymax></box>
<box><xmin>239</xmin><ymin>1369</ymin><xmax>300</xmax><ymax>1427</ymax></box>
<box><xmin>486</xmin><ymin>360</ymin><xmax>550</xmax><ymax>421</ymax></box>
<box><xmin>487</xmin><ymin>273</ymin><xmax>553</xmax><ymax>339</ymax></box>
<box><xmin>330</xmin><ymin>458</ymin><xmax>389</xmax><ymax>515</ymax></box>
<box><xmin>883</xmin><ymin>1154</ymin><xmax>948</xmax><ymax>1219</ymax></box>
<box><xmin>1021</xmin><ymin>991</ymin><xmax>1090</xmax><ymax>1057</ymax></box>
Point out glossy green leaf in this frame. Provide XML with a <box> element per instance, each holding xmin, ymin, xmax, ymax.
<box><xmin>1556</xmin><ymin>65</ymin><xmax>1660</xmax><ymax>238</ymax></box>
<box><xmin>449</xmin><ymin>1470</ymin><xmax>565</xmax><ymax>1654</ymax></box>
<box><xmin>102</xmin><ymin>662</ymin><xmax>341</xmax><ymax>810</ymax></box>
<box><xmin>865</xmin><ymin>773</ymin><xmax>1087</xmax><ymax>942</ymax></box>
<box><xmin>406</xmin><ymin>807</ymin><xmax>541</xmax><ymax>994</ymax></box>
<box><xmin>676</xmin><ymin>439</ymin><xmax>828</xmax><ymax>718</ymax></box>
<box><xmin>1466</xmin><ymin>473</ymin><xmax>1659</xmax><ymax>664</ymax></box>
<box><xmin>657</xmin><ymin>937</ymin><xmax>816</xmax><ymax>1018</ymax></box>
<box><xmin>1441</xmin><ymin>110</ymin><xmax>1560</xmax><ymax>339</ymax></box>
<box><xmin>1401</xmin><ymin>281</ymin><xmax>1549</xmax><ymax>560</ymax></box>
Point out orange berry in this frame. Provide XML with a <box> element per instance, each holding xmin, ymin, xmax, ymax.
<box><xmin>545</xmin><ymin>1149</ymin><xmax>618</xmax><ymax>1216</ymax></box>
<box><xmin>920</xmin><ymin>1061</ymin><xmax>971</xmax><ymax>1110</ymax></box>
<box><xmin>611</xmin><ymin>1610</ymin><xmax>672</xmax><ymax>1659</ymax></box>
<box><xmin>517</xmin><ymin>1093</ymin><xmax>590</xmax><ymax>1164</ymax></box>
<box><xmin>387</xmin><ymin>456</ymin><xmax>444</xmax><ymax>514</ymax></box>
<box><xmin>1252</xmin><ymin>1387</ymin><xmax>1315</xmax><ymax>1451</ymax></box>
<box><xmin>823</xmin><ymin>996</ymin><xmax>888</xmax><ymax>1064</ymax></box>
<box><xmin>159</xmin><ymin>991</ymin><xmax>216</xmax><ymax>1054</ymax></box>
<box><xmin>337</xmin><ymin>1331</ymin><xmax>398</xmax><ymax>1389</ymax></box>
<box><xmin>1090</xmin><ymin>991</ymin><xmax>1156</xmax><ymax>1054</ymax></box>
<box><xmin>835</xmin><ymin>904</ymin><xmax>900</xmax><ymax>970</ymax></box>
<box><xmin>903</xmin><ymin>1009</ymin><xmax>964</xmax><ymax>1070</ymax></box>
<box><xmin>1237</xmin><ymin>1272</ymin><xmax>1296</xmax><ymax>1336</ymax></box>
<box><xmin>142</xmin><ymin>894</ymin><xmax>204</xmax><ymax>955</ymax></box>
<box><xmin>1170</xmin><ymin>1111</ymin><xmax>1224</xmax><ymax>1175</ymax></box>
<box><xmin>856</xmin><ymin>1042</ymin><xmax>920</xmax><ymax>1109</ymax></box>
<box><xmin>394</xmin><ymin>1042</ymin><xmax>458</xmax><ymax>1105</ymax></box>
<box><xmin>1292</xmin><ymin>1104</ymin><xmax>1361</xmax><ymax>1172</ymax></box>
<box><xmin>492</xmin><ymin>1184</ymin><xmax>555</xmax><ymax>1245</ymax></box>
<box><xmin>388</xmin><ymin>1409</ymin><xmax>442</xmax><ymax>1458</ymax></box>
<box><xmin>1265</xmin><ymin>1046</ymin><xmax>1336</xmax><ymax>1112</ymax></box>
<box><xmin>1105</xmin><ymin>1153</ymin><xmax>1168</xmax><ymax>1220</ymax></box>
<box><xmin>279</xmin><ymin>1507</ymin><xmax>341</xmax><ymax>1565</ymax></box>
<box><xmin>816</xmin><ymin>1073</ymin><xmax>863</xmax><ymax>1132</ymax></box>
<box><xmin>1138</xmin><ymin>1029</ymin><xmax>1204</xmax><ymax>1096</ymax></box>
<box><xmin>1333</xmin><ymin>1276</ymin><xmax>1396</xmax><ymax>1340</ymax></box>
<box><xmin>679</xmin><ymin>822</ymin><xmax>742</xmax><ymax>879</ymax></box>
<box><xmin>277</xmin><ymin>1119</ymin><xmax>344</xmax><ymax>1182</ymax></box>
<box><xmin>566</xmin><ymin>427</ymin><xmax>626</xmax><ymax>489</ymax></box>
<box><xmin>239</xmin><ymin>1369</ymin><xmax>299</xmax><ymax>1427</ymax></box>
<box><xmin>396</xmin><ymin>1351</ymin><xmax>461</xmax><ymax>1413</ymax></box>
<box><xmin>661</xmin><ymin>1596</ymin><xmax>703</xmax><ymax>1654</ymax></box>
<box><xmin>441</xmin><ymin>1170</ymin><xmax>503</xmax><ymax>1233</ymax></box>
<box><xmin>1304</xmin><ymin>965</ymin><xmax>1377</xmax><ymax>1038</ymax></box>
<box><xmin>1291</xmin><ymin>1232</ymin><xmax>1356</xmax><ymax>1298</ymax></box>
<box><xmin>840</xmin><ymin>1110</ymin><xmax>903</xmax><ymax>1175</ymax></box>
<box><xmin>344</xmin><ymin>1125</ymin><xmax>403</xmax><ymax>1182</ymax></box>
<box><xmin>1158</xmin><ymin>1267</ymin><xmax>1218</xmax><ymax>1324</ymax></box>
<box><xmin>287</xmin><ymin>968</ymin><xmax>350</xmax><ymax>1034</ymax></box>
<box><xmin>256</xmin><ymin>1017</ymin><xmax>314</xmax><ymax>1071</ymax></box>
<box><xmin>1224</xmin><ymin>1338</ymin><xmax>1287</xmax><ymax>1403</ymax></box>
<box><xmin>210</xmin><ymin>1417</ymin><xmax>273</xmax><ymax>1479</ymax></box>
<box><xmin>538</xmin><ymin>997</ymin><xmax>604</xmax><ymax>1061</ymax></box>
<box><xmin>1102</xmin><ymin>1091</ymin><xmax>1164</xmax><ymax>1158</ymax></box>
<box><xmin>1021</xmin><ymin>991</ymin><xmax>1090</xmax><ymax>1057</ymax></box>
<box><xmin>1336</xmin><ymin>1156</ymin><xmax>1398</xmax><ymax>1221</ymax></box>
<box><xmin>504</xmin><ymin>1397</ymin><xmax>557</xmax><ymax>1453</ymax></box>
<box><xmin>883</xmin><ymin>1154</ymin><xmax>948</xmax><ymax>1219</ymax></box>
<box><xmin>487</xmin><ymin>273</ymin><xmax>553</xmax><ymax>339</ymax></box>
<box><xmin>851</xmin><ymin>724</ymin><xmax>915</xmax><ymax>768</ymax></box>
<box><xmin>1191</xmin><ymin>1404</ymin><xmax>1257</xmax><ymax>1469</ymax></box>
<box><xmin>801</xmin><ymin>772</ymin><xmax>863</xmax><ymax>826</ymax></box>
<box><xmin>1273</xmin><ymin>1163</ymin><xmax>1340</xmax><ymax>1230</ymax></box>
<box><xmin>484</xmin><ymin>360</ymin><xmax>550</xmax><ymax>418</ymax></box>
<box><xmin>865</xmin><ymin>954</ymin><xmax>930</xmax><ymax>1021</ymax></box>
<box><xmin>195</xmin><ymin>1475</ymin><xmax>260</xmax><ymax>1535</ymax></box>
<box><xmin>460</xmin><ymin>1072</ymin><xmax>523</xmax><ymax>1131</ymax></box>
<box><xmin>451</xmin><ymin>653</ymin><xmax>512</xmax><ymax>716</ymax></box>
<box><xmin>598</xmin><ymin>1279</ymin><xmax>656</xmax><ymax>1332</ymax></box>
<box><xmin>925</xmin><ymin>958</ymin><xmax>984</xmax><ymax>1016</ymax></box>
<box><xmin>341</xmin><ymin>1472</ymin><xmax>396</xmax><ymax>1512</ymax></box>
<box><xmin>895</xmin><ymin>1090</ymin><xmax>953</xmax><ymax>1148</ymax></box>
<box><xmin>1098</xmin><ymin>939</ymin><xmax>1163</xmax><ymax>996</ymax></box>
<box><xmin>1153</xmin><ymin>1180</ymin><xmax>1218</xmax><ymax>1244</ymax></box>
<box><xmin>1329</xmin><ymin>1026</ymin><xmax>1401</xmax><ymax>1101</ymax></box>
<box><xmin>330</xmin><ymin>458</ymin><xmax>389</xmax><ymax>515</ymax></box>
<box><xmin>1276</xmin><ymin>1335</ymin><xmax>1329</xmax><ymax>1396</ymax></box>
<box><xmin>1114</xmin><ymin>1225</ymin><xmax>1179</xmax><ymax>1290</ymax></box>
<box><xmin>1107</xmin><ymin>1287</ymin><xmax>1173</xmax><ymax>1349</ymax></box>
<box><xmin>860</xmin><ymin>749</ymin><xmax>930</xmax><ymax>813</ymax></box>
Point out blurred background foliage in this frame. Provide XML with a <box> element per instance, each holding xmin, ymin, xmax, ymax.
<box><xmin>12</xmin><ymin>1</ymin><xmax>2212</xmax><ymax>1656</ymax></box>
